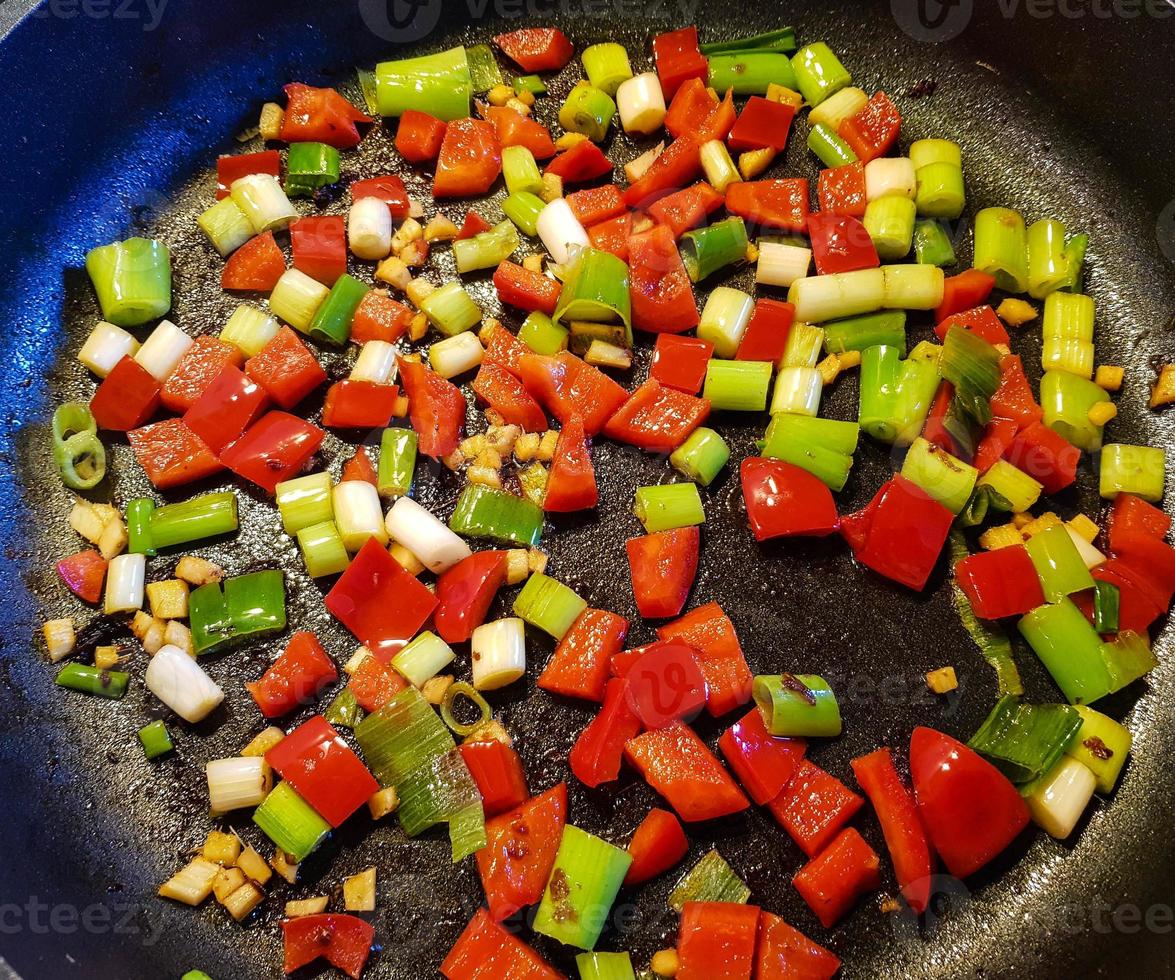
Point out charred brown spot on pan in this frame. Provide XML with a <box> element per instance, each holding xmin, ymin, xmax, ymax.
<box><xmin>782</xmin><ymin>672</ymin><xmax>817</xmax><ymax>706</ymax></box>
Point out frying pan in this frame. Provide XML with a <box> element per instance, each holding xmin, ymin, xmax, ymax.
<box><xmin>2</xmin><ymin>0</ymin><xmax>1174</xmax><ymax>976</ymax></box>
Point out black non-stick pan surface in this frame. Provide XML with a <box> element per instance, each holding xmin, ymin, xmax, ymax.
<box><xmin>2</xmin><ymin>0</ymin><xmax>1174</xmax><ymax>976</ymax></box>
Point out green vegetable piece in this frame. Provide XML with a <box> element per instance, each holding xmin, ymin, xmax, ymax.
<box><xmin>253</xmin><ymin>781</ymin><xmax>330</xmax><ymax>862</ymax></box>
<box><xmin>449</xmin><ymin>484</ymin><xmax>544</xmax><ymax>546</ymax></box>
<box><xmin>189</xmin><ymin>570</ymin><xmax>286</xmax><ymax>655</ymax></box>
<box><xmin>967</xmin><ymin>694</ymin><xmax>1082</xmax><ymax>784</ymax></box>
<box><xmin>668</xmin><ymin>849</ymin><xmax>750</xmax><ymax>912</ymax></box>
<box><xmin>533</xmin><ymin>825</ymin><xmax>633</xmax><ymax>950</ymax></box>
<box><xmin>85</xmin><ymin>237</ymin><xmax>171</xmax><ymax>327</ymax></box>
<box><xmin>753</xmin><ymin>674</ymin><xmax>842</xmax><ymax>736</ymax></box>
<box><xmin>138</xmin><ymin>720</ymin><xmax>174</xmax><ymax>759</ymax></box>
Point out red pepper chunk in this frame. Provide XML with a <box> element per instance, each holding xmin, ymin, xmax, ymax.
<box><xmin>817</xmin><ymin>161</ymin><xmax>868</xmax><ymax>218</ymax></box>
<box><xmin>736</xmin><ymin>298</ymin><xmax>795</xmax><ymax>364</ymax></box>
<box><xmin>245</xmin><ymin>631</ymin><xmax>338</xmax><ymax>719</ymax></box>
<box><xmin>990</xmin><ymin>353</ymin><xmax>1043</xmax><ymax>430</ymax></box>
<box><xmin>973</xmin><ymin>417</ymin><xmax>1018</xmax><ymax>473</ymax></box>
<box><xmin>493</xmin><ymin>260</ymin><xmax>562</xmax><ymax>315</ymax></box>
<box><xmin>647</xmin><ymin>182</ymin><xmax>725</xmax><ymax>239</ymax></box>
<box><xmin>544</xmin><ymin>414</ymin><xmax>597</xmax><ymax>512</ymax></box>
<box><xmin>544</xmin><ymin>140</ymin><xmax>613</xmax><ymax>184</ymax></box>
<box><xmin>538</xmin><ymin>608</ymin><xmax>629</xmax><ymax>703</ymax></box>
<box><xmin>219</xmin><ymin>412</ymin><xmax>324</xmax><ymax>494</ymax></box>
<box><xmin>726</xmin><ymin>179</ymin><xmax>809</xmax><ymax>233</ymax></box>
<box><xmin>935</xmin><ymin>268</ymin><xmax>996</xmax><ymax>323</ymax></box>
<box><xmin>910</xmin><ymin>726</ymin><xmax>1029</xmax><ymax>879</ymax></box>
<box><xmin>395</xmin><ymin>110</ymin><xmax>447</xmax><ymax>163</ymax></box>
<box><xmin>282</xmin><ymin>914</ymin><xmax>375</xmax><ymax>980</ymax></box>
<box><xmin>934</xmin><ymin>304</ymin><xmax>1009</xmax><ymax>345</ymax></box>
<box><xmin>517</xmin><ymin>351</ymin><xmax>629</xmax><ymax>437</ymax></box>
<box><xmin>728</xmin><ymin>96</ymin><xmax>797</xmax><ymax>153</ymax></box>
<box><xmin>838</xmin><ymin>91</ymin><xmax>901</xmax><ymax>163</ymax></box>
<box><xmin>755</xmin><ymin>911</ymin><xmax>841</xmax><ymax>980</ymax></box>
<box><xmin>127</xmin><ymin>418</ymin><xmax>223</xmax><ymax>490</ymax></box>
<box><xmin>281</xmin><ymin>83</ymin><xmax>370</xmax><ymax>149</ymax></box>
<box><xmin>245</xmin><ymin>326</ymin><xmax>327</xmax><ymax>409</ymax></box>
<box><xmin>624</xmin><ymin>135</ymin><xmax>703</xmax><ymax>209</ymax></box>
<box><xmin>848</xmin><ymin>475</ymin><xmax>954</xmax><ymax>591</ymax></box>
<box><xmin>475</xmin><ymin>783</ymin><xmax>568</xmax><ymax>921</ymax></box>
<box><xmin>398</xmin><ymin>356</ymin><xmax>466</xmax><ymax>459</ymax></box>
<box><xmin>351</xmin><ymin>291</ymin><xmax>412</xmax><ymax>345</ymax></box>
<box><xmin>459</xmin><ymin>739</ymin><xmax>528</xmax><ymax>818</ymax></box>
<box><xmin>56</xmin><ymin>550</ymin><xmax>107</xmax><ymax>604</ymax></box>
<box><xmin>768</xmin><ymin>759</ymin><xmax>865</xmax><ymax>857</ymax></box>
<box><xmin>322</xmin><ymin>380</ymin><xmax>400</xmax><ymax>430</ymax></box>
<box><xmin>351</xmin><ymin>174</ymin><xmax>412</xmax><ymax>222</ymax></box>
<box><xmin>851</xmin><ymin>747</ymin><xmax>933</xmax><ymax>915</ymax></box>
<box><xmin>1106</xmin><ymin>534</ymin><xmax>1175</xmax><ymax>608</ymax></box>
<box><xmin>808</xmin><ymin>212</ymin><xmax>880</xmax><ymax>275</ymax></box>
<box><xmin>610</xmin><ymin>639</ymin><xmax>679</xmax><ymax>679</ymax></box>
<box><xmin>628</xmin><ymin>224</ymin><xmax>700</xmax><ymax>334</ymax></box>
<box><xmin>492</xmin><ymin>27</ymin><xmax>573</xmax><ymax>72</ymax></box>
<box><xmin>653</xmin><ymin>26</ymin><xmax>708</xmax><ymax>101</ymax></box>
<box><xmin>340</xmin><ymin>446</ymin><xmax>378</xmax><ymax>485</ymax></box>
<box><xmin>566</xmin><ymin>184</ymin><xmax>626</xmax><ymax>227</ymax></box>
<box><xmin>457</xmin><ymin>210</ymin><xmax>493</xmax><ymax>240</ymax></box>
<box><xmin>792</xmin><ymin>828</ymin><xmax>882</xmax><ymax>929</ymax></box>
<box><xmin>221</xmin><ymin>230</ymin><xmax>285</xmax><ymax>292</ymax></box>
<box><xmin>441</xmin><ymin>908</ymin><xmax>563</xmax><ymax>980</ymax></box>
<box><xmin>741</xmin><ymin>457</ymin><xmax>840</xmax><ymax>541</ymax></box>
<box><xmin>569</xmin><ymin>677</ymin><xmax>643</xmax><ymax>789</ymax></box>
<box><xmin>1002</xmin><ymin>421</ymin><xmax>1079</xmax><ymax>494</ymax></box>
<box><xmin>348</xmin><ymin>655</ymin><xmax>407</xmax><ymax>710</ymax></box>
<box><xmin>90</xmin><ymin>356</ymin><xmax>160</xmax><ymax>432</ymax></box>
<box><xmin>216</xmin><ymin>150</ymin><xmax>281</xmax><ymax>199</ymax></box>
<box><xmin>651</xmin><ymin>334</ymin><xmax>713</xmax><ymax>394</ymax></box>
<box><xmin>657</xmin><ymin>602</ymin><xmax>754</xmax><ymax>718</ymax></box>
<box><xmin>433</xmin><ymin>118</ymin><xmax>501</xmax><ymax>199</ymax></box>
<box><xmin>624</xmin><ymin>807</ymin><xmax>689</xmax><ymax>886</ymax></box>
<box><xmin>160</xmin><ymin>336</ymin><xmax>244</xmax><ymax>413</ymax></box>
<box><xmin>587</xmin><ymin>212</ymin><xmax>633</xmax><ymax>261</ymax></box>
<box><xmin>604</xmin><ymin>378</ymin><xmax>709</xmax><ymax>453</ymax></box>
<box><xmin>183</xmin><ymin>365</ymin><xmax>270</xmax><ymax>454</ymax></box>
<box><xmin>665</xmin><ymin>78</ymin><xmax>718</xmax><ymax>140</ymax></box>
<box><xmin>676</xmin><ymin>901</ymin><xmax>760</xmax><ymax>980</ymax></box>
<box><xmin>624</xmin><ymin>640</ymin><xmax>707</xmax><ymax>729</ymax></box>
<box><xmin>1088</xmin><ymin>560</ymin><xmax>1165</xmax><ymax>634</ymax></box>
<box><xmin>434</xmin><ymin>550</ymin><xmax>507</xmax><ymax>644</ymax></box>
<box><xmin>697</xmin><ymin>87</ymin><xmax>735</xmax><ymax>143</ymax></box>
<box><xmin>1108</xmin><ymin>493</ymin><xmax>1171</xmax><ymax>552</ymax></box>
<box><xmin>266</xmin><ymin>716</ymin><xmax>379</xmax><ymax>827</ymax></box>
<box><xmin>484</xmin><ymin>105</ymin><xmax>556</xmax><ymax>160</ymax></box>
<box><xmin>481</xmin><ymin>322</ymin><xmax>530</xmax><ymax>378</ymax></box>
<box><xmin>472</xmin><ymin>363</ymin><xmax>547</xmax><ymax>433</ymax></box>
<box><xmin>290</xmin><ymin>215</ymin><xmax>347</xmax><ymax>286</ymax></box>
<box><xmin>623</xmin><ymin>721</ymin><xmax>749</xmax><ymax>822</ymax></box>
<box><xmin>326</xmin><ymin>539</ymin><xmax>438</xmax><ymax>657</ymax></box>
<box><xmin>718</xmin><ymin>708</ymin><xmax>806</xmax><ymax>806</ymax></box>
<box><xmin>922</xmin><ymin>381</ymin><xmax>959</xmax><ymax>456</ymax></box>
<box><xmin>626</xmin><ymin>528</ymin><xmax>700</xmax><ymax>620</ymax></box>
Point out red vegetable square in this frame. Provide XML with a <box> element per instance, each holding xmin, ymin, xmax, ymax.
<box><xmin>603</xmin><ymin>378</ymin><xmax>710</xmax><ymax>453</ymax></box>
<box><xmin>395</xmin><ymin>111</ymin><xmax>447</xmax><ymax>163</ymax></box>
<box><xmin>218</xmin><ymin>411</ymin><xmax>324</xmax><ymax>494</ymax></box>
<box><xmin>351</xmin><ymin>174</ymin><xmax>411</xmax><ymax>222</ymax></box>
<box><xmin>768</xmin><ymin>759</ymin><xmax>865</xmax><ymax>857</ymax></box>
<box><xmin>290</xmin><ymin>215</ymin><xmax>347</xmax><ymax>285</ymax></box>
<box><xmin>89</xmin><ymin>356</ymin><xmax>161</xmax><ymax>432</ymax></box>
<box><xmin>216</xmin><ymin>149</ymin><xmax>281</xmax><ymax>199</ymax></box>
<box><xmin>161</xmin><ymin>335</ymin><xmax>244</xmax><ymax>413</ymax></box>
<box><xmin>849</xmin><ymin>475</ymin><xmax>954</xmax><ymax>591</ymax></box>
<box><xmin>245</xmin><ymin>326</ymin><xmax>327</xmax><ymax>409</ymax></box>
<box><xmin>736</xmin><ymin>299</ymin><xmax>795</xmax><ymax>363</ymax></box>
<box><xmin>651</xmin><ymin>335</ymin><xmax>713</xmax><ymax>394</ymax></box>
<box><xmin>321</xmin><ymin>379</ymin><xmax>400</xmax><ymax>429</ymax></box>
<box><xmin>808</xmin><ymin>212</ymin><xmax>879</xmax><ymax>276</ymax></box>
<box><xmin>127</xmin><ymin>417</ymin><xmax>224</xmax><ymax>490</ymax></box>
<box><xmin>727</xmin><ymin>96</ymin><xmax>797</xmax><ymax>154</ymax></box>
<box><xmin>657</xmin><ymin>602</ymin><xmax>753</xmax><ymax>718</ymax></box>
<box><xmin>183</xmin><ymin>364</ymin><xmax>270</xmax><ymax>454</ymax></box>
<box><xmin>718</xmin><ymin>708</ymin><xmax>807</xmax><ymax>805</ymax></box>
<box><xmin>623</xmin><ymin>640</ymin><xmax>707</xmax><ymax>729</ymax></box>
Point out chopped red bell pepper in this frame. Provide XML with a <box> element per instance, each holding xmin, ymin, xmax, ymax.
<box><xmin>290</xmin><ymin>215</ymin><xmax>347</xmax><ymax>286</ymax></box>
<box><xmin>792</xmin><ymin>828</ymin><xmax>882</xmax><ymax>929</ymax></box>
<box><xmin>627</xmin><ymin>527</ymin><xmax>700</xmax><ymax>620</ymax></box>
<box><xmin>647</xmin><ymin>182</ymin><xmax>725</xmax><ymax>239</ymax></box>
<box><xmin>56</xmin><ymin>549</ymin><xmax>107</xmax><ymax>604</ymax></box>
<box><xmin>628</xmin><ymin>224</ymin><xmax>700</xmax><ymax>334</ymax></box>
<box><xmin>847</xmin><ymin>475</ymin><xmax>954</xmax><ymax>591</ymax></box>
<box><xmin>280</xmin><ymin>83</ymin><xmax>370</xmax><ymax>149</ymax></box>
<box><xmin>676</xmin><ymin>901</ymin><xmax>760</xmax><ymax>980</ymax></box>
<box><xmin>624</xmin><ymin>720</ymin><xmax>749</xmax><ymax>822</ymax></box>
<box><xmin>433</xmin><ymin>118</ymin><xmax>501</xmax><ymax>198</ymax></box>
<box><xmin>216</xmin><ymin>149</ymin><xmax>281</xmax><ymax>199</ymax></box>
<box><xmin>728</xmin><ymin>96</ymin><xmax>797</xmax><ymax>153</ymax></box>
<box><xmin>282</xmin><ymin>914</ymin><xmax>374</xmax><ymax>980</ymax></box>
<box><xmin>221</xmin><ymin>230</ymin><xmax>286</xmax><ymax>291</ymax></box>
<box><xmin>472</xmin><ymin>362</ymin><xmax>548</xmax><ymax>433</ymax></box>
<box><xmin>90</xmin><ymin>356</ymin><xmax>160</xmax><ymax>432</ymax></box>
<box><xmin>624</xmin><ymin>639</ymin><xmax>707</xmax><ymax>728</ymax></box>
<box><xmin>610</xmin><ymin>639</ymin><xmax>680</xmax><ymax>679</ymax></box>
<box><xmin>398</xmin><ymin>356</ymin><xmax>466</xmax><ymax>459</ymax></box>
<box><xmin>665</xmin><ymin>77</ymin><xmax>718</xmax><ymax>140</ymax></box>
<box><xmin>736</xmin><ymin>298</ymin><xmax>795</xmax><ymax>363</ymax></box>
<box><xmin>326</xmin><ymin>538</ymin><xmax>438</xmax><ymax>657</ymax></box>
<box><xmin>934</xmin><ymin>304</ymin><xmax>1010</xmax><ymax>345</ymax></box>
<box><xmin>322</xmin><ymin>379</ymin><xmax>400</xmax><ymax>430</ymax></box>
<box><xmin>457</xmin><ymin>210</ymin><xmax>493</xmax><ymax>240</ymax></box>
<box><xmin>1107</xmin><ymin>493</ymin><xmax>1171</xmax><ymax>551</ymax></box>
<box><xmin>726</xmin><ymin>179</ymin><xmax>809</xmax><ymax>233</ymax></box>
<box><xmin>651</xmin><ymin>334</ymin><xmax>712</xmax><ymax>394</ymax></box>
<box><xmin>851</xmin><ymin>747</ymin><xmax>933</xmax><ymax>915</ymax></box>
<box><xmin>538</xmin><ymin>607</ymin><xmax>629</xmax><ymax>703</ymax></box>
<box><xmin>1108</xmin><ymin>533</ymin><xmax>1175</xmax><ymax>608</ymax></box>
<box><xmin>484</xmin><ymin>105</ymin><xmax>556</xmax><ymax>159</ymax></box>
<box><xmin>754</xmin><ymin>911</ymin><xmax>841</xmax><ymax>980</ymax></box>
<box><xmin>1002</xmin><ymin>421</ymin><xmax>1079</xmax><ymax>495</ymax></box>
<box><xmin>351</xmin><ymin>291</ymin><xmax>412</xmax><ymax>345</ymax></box>
<box><xmin>517</xmin><ymin>351</ymin><xmax>629</xmax><ymax>437</ymax></box>
<box><xmin>935</xmin><ymin>268</ymin><xmax>996</xmax><ymax>323</ymax></box>
<box><xmin>544</xmin><ymin>414</ymin><xmax>598</xmax><ymax>512</ymax></box>
<box><xmin>246</xmin><ymin>631</ymin><xmax>338</xmax><ymax>719</ymax></box>
<box><xmin>183</xmin><ymin>364</ymin><xmax>270</xmax><ymax>454</ymax></box>
<box><xmin>340</xmin><ymin>445</ymin><xmax>378</xmax><ymax>485</ymax></box>
<box><xmin>569</xmin><ymin>677</ymin><xmax>643</xmax><ymax>789</ymax></box>
<box><xmin>1088</xmin><ymin>560</ymin><xmax>1165</xmax><ymax>634</ymax></box>
<box><xmin>459</xmin><ymin>739</ymin><xmax>529</xmax><ymax>818</ymax></box>
<box><xmin>838</xmin><ymin>90</ymin><xmax>901</xmax><ymax>163</ymax></box>
<box><xmin>493</xmin><ymin>260</ymin><xmax>562</xmax><ymax>315</ymax></box>
<box><xmin>481</xmin><ymin>322</ymin><xmax>530</xmax><ymax>377</ymax></box>
<box><xmin>219</xmin><ymin>412</ymin><xmax>324</xmax><ymax>494</ymax></box>
<box><xmin>160</xmin><ymin>335</ymin><xmax>244</xmax><ymax>413</ymax></box>
<box><xmin>910</xmin><ymin>726</ymin><xmax>1029</xmax><ymax>878</ymax></box>
<box><xmin>395</xmin><ymin>109</ymin><xmax>447</xmax><ymax>163</ymax></box>
<box><xmin>973</xmin><ymin>417</ymin><xmax>1019</xmax><ymax>473</ymax></box>
<box><xmin>990</xmin><ymin>353</ymin><xmax>1043</xmax><ymax>430</ymax></box>
<box><xmin>492</xmin><ymin>26</ymin><xmax>574</xmax><ymax>71</ymax></box>
<box><xmin>603</xmin><ymin>378</ymin><xmax>710</xmax><ymax>453</ymax></box>
<box><xmin>652</xmin><ymin>26</ymin><xmax>708</xmax><ymax>101</ymax></box>
<box><xmin>922</xmin><ymin>381</ymin><xmax>959</xmax><ymax>455</ymax></box>
<box><xmin>657</xmin><ymin>602</ymin><xmax>753</xmax><ymax>718</ymax></box>
<box><xmin>127</xmin><ymin>418</ymin><xmax>224</xmax><ymax>490</ymax></box>
<box><xmin>718</xmin><ymin>707</ymin><xmax>806</xmax><ymax>806</ymax></box>
<box><xmin>808</xmin><ymin>211</ymin><xmax>879</xmax><ymax>275</ymax></box>
<box><xmin>266</xmin><ymin>715</ymin><xmax>378</xmax><ymax>827</ymax></box>
<box><xmin>565</xmin><ymin>184</ymin><xmax>626</xmax><ymax>227</ymax></box>
<box><xmin>587</xmin><ymin>211</ymin><xmax>633</xmax><ymax>260</ymax></box>
<box><xmin>817</xmin><ymin>161</ymin><xmax>868</xmax><ymax>218</ymax></box>
<box><xmin>624</xmin><ymin>807</ymin><xmax>689</xmax><ymax>886</ymax></box>
<box><xmin>741</xmin><ymin>457</ymin><xmax>840</xmax><ymax>541</ymax></box>
<box><xmin>434</xmin><ymin>550</ymin><xmax>507</xmax><ymax>644</ymax></box>
<box><xmin>696</xmin><ymin>88</ymin><xmax>737</xmax><ymax>144</ymax></box>
<box><xmin>544</xmin><ymin>139</ymin><xmax>613</xmax><ymax>184</ymax></box>
<box><xmin>348</xmin><ymin>655</ymin><xmax>407</xmax><ymax>710</ymax></box>
<box><xmin>475</xmin><ymin>783</ymin><xmax>568</xmax><ymax>921</ymax></box>
<box><xmin>245</xmin><ymin>326</ymin><xmax>327</xmax><ymax>409</ymax></box>
<box><xmin>768</xmin><ymin>759</ymin><xmax>865</xmax><ymax>857</ymax></box>
<box><xmin>350</xmin><ymin>174</ymin><xmax>411</xmax><ymax>222</ymax></box>
<box><xmin>441</xmin><ymin>907</ymin><xmax>563</xmax><ymax>980</ymax></box>
<box><xmin>624</xmin><ymin>135</ymin><xmax>702</xmax><ymax>209</ymax></box>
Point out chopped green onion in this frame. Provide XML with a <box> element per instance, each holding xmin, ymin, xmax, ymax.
<box><xmin>634</xmin><ymin>483</ymin><xmax>705</xmax><ymax>533</ymax></box>
<box><xmin>858</xmin><ymin>342</ymin><xmax>942</xmax><ymax>445</ymax></box>
<box><xmin>788</xmin><ymin>268</ymin><xmax>885</xmax><ymax>322</ymax></box>
<box><xmin>806</xmin><ymin>123</ymin><xmax>857</xmax><ymax>167</ymax></box>
<box><xmin>1042</xmin><ymin>290</ymin><xmax>1094</xmax><ymax>341</ymax></box>
<box><xmin>1025</xmin><ymin>522</ymin><xmax>1096</xmax><ymax>602</ymax></box>
<box><xmin>760</xmin><ymin>414</ymin><xmax>858</xmax><ymax>491</ymax></box>
<box><xmin>808</xmin><ymin>86</ymin><xmax>867</xmax><ymax>130</ymax></box>
<box><xmin>700</xmin><ymin>139</ymin><xmax>741</xmax><ymax>193</ymax></box>
<box><xmin>909</xmin><ymin>141</ymin><xmax>964</xmax><ymax>219</ymax></box>
<box><xmin>882</xmin><ymin>264</ymin><xmax>945</xmax><ymax>311</ymax></box>
<box><xmin>670</xmin><ymin>428</ymin><xmax>730</xmax><ymax>487</ymax></box>
<box><xmin>977</xmin><ymin>460</ymin><xmax>1042</xmax><ymax>513</ymax></box>
<box><xmin>790</xmin><ymin>42</ymin><xmax>850</xmax><ymax>106</ymax></box>
<box><xmin>270</xmin><ymin>269</ymin><xmax>330</xmax><ymax>334</ymax></box>
<box><xmin>501</xmin><ymin>192</ymin><xmax>546</xmax><ymax>238</ymax></box>
<box><xmin>909</xmin><ymin>139</ymin><xmax>961</xmax><ymax>170</ymax></box>
<box><xmin>513</xmin><ymin>572</ymin><xmax>587</xmax><ymax>640</ymax></box>
<box><xmin>576</xmin><ymin>951</ymin><xmax>637</xmax><ymax>980</ymax></box>
<box><xmin>681</xmin><ymin>217</ymin><xmax>749</xmax><ymax>283</ymax></box>
<box><xmin>465</xmin><ymin>43</ymin><xmax>502</xmax><ymax>93</ymax></box>
<box><xmin>378</xmin><ymin>427</ymin><xmax>417</xmax><ymax>499</ymax></box>
<box><xmin>85</xmin><ymin>237</ymin><xmax>171</xmax><ymax>327</ymax></box>
<box><xmin>708</xmin><ymin>53</ymin><xmax>797</xmax><ymax>94</ymax></box>
<box><xmin>769</xmin><ymin>366</ymin><xmax>822</xmax><ymax>416</ymax></box>
<box><xmin>439</xmin><ymin>681</ymin><xmax>492</xmax><ymax>736</ymax></box>
<box><xmin>900</xmin><ymin>437</ymin><xmax>978</xmax><ymax>514</ymax></box>
<box><xmin>568</xmin><ymin>320</ymin><xmax>628</xmax><ymax>356</ymax></box>
<box><xmin>559</xmin><ymin>83</ymin><xmax>616</xmax><ymax>142</ymax></box>
<box><xmin>1018</xmin><ymin>598</ymin><xmax>1113</xmax><ymax>705</ymax></box>
<box><xmin>940</xmin><ymin>324</ymin><xmax>1000</xmax><ymax>400</ymax></box>
<box><xmin>514</xmin><ymin>74</ymin><xmax>546</xmax><ymax>96</ymax></box>
<box><xmin>1022</xmin><ymin>756</ymin><xmax>1097</xmax><ymax>839</ymax></box>
<box><xmin>394</xmin><ymin>631</ymin><xmax>456</xmax><ymax>688</ymax></box>
<box><xmin>1099</xmin><ymin>443</ymin><xmax>1165</xmax><ymax>502</ymax></box>
<box><xmin>453</xmin><ymin>219</ymin><xmax>520</xmax><ymax>274</ymax></box>
<box><xmin>356</xmin><ymin>66</ymin><xmax>379</xmax><ymax>114</ymax></box>
<box><xmin>1093</xmin><ymin>580</ymin><xmax>1120</xmax><ymax>634</ymax></box>
<box><xmin>1042</xmin><ymin>337</ymin><xmax>1095</xmax><ymax>379</ymax></box>
<box><xmin>1060</xmin><ymin>232</ymin><xmax>1089</xmax><ymax>292</ymax></box>
<box><xmin>308</xmin><ymin>273</ymin><xmax>368</xmax><ymax>346</ymax></box>
<box><xmin>704</xmin><ymin>359</ymin><xmax>772</xmax><ymax>412</ymax></box>
<box><xmin>1100</xmin><ymin>630</ymin><xmax>1157</xmax><ymax>694</ymax></box>
<box><xmin>284</xmin><ymin>142</ymin><xmax>340</xmax><ymax>198</ymax></box>
<box><xmin>781</xmin><ymin>321</ymin><xmax>825</xmax><ymax>368</ymax></box>
<box><xmin>1027</xmin><ymin>218</ymin><xmax>1070</xmax><ymax>299</ymax></box>
<box><xmin>138</xmin><ymin>720</ymin><xmax>174</xmax><ymax>759</ymax></box>
<box><xmin>253</xmin><ymin>781</ymin><xmax>330</xmax><ymax>862</ymax></box>
<box><xmin>533</xmin><ymin>825</ymin><xmax>633</xmax><ymax>950</ymax></box>
<box><xmin>231</xmin><ymin>174</ymin><xmax>298</xmax><ymax>233</ymax></box>
<box><xmin>450</xmin><ymin>484</ymin><xmax>544</xmax><ymax>546</ymax></box>
<box><xmin>1041</xmin><ymin>369</ymin><xmax>1111</xmax><ymax>452</ymax></box>
<box><xmin>52</xmin><ymin>403</ymin><xmax>106</xmax><ymax>491</ymax></box>
<box><xmin>668</xmin><ymin>849</ymin><xmax>750</xmax><ymax>912</ymax></box>
<box><xmin>913</xmin><ymin>219</ymin><xmax>957</xmax><ymax>267</ymax></box>
<box><xmin>554</xmin><ymin>247</ymin><xmax>632</xmax><ymax>335</ymax></box>
<box><xmin>471</xmin><ymin>617</ymin><xmax>526</xmax><ymax>690</ymax></box>
<box><xmin>582</xmin><ymin>43</ymin><xmax>633</xmax><ymax>96</ymax></box>
<box><xmin>197</xmin><ymin>197</ymin><xmax>254</xmax><ymax>257</ymax></box>
<box><xmin>324</xmin><ymin>687</ymin><xmax>365</xmax><ymax>729</ymax></box>
<box><xmin>755</xmin><ymin>241</ymin><xmax>811</xmax><ymax>287</ymax></box>
<box><xmin>968</xmin><ymin>695</ymin><xmax>1082</xmax><ymax>784</ymax></box>
<box><xmin>420</xmin><ymin>281</ymin><xmax>482</xmax><ymax>337</ymax></box>
<box><xmin>375</xmin><ymin>46</ymin><xmax>472</xmax><ymax>120</ymax></box>
<box><xmin>148</xmin><ymin>492</ymin><xmax>238</xmax><ymax>550</ymax></box>
<box><xmin>221</xmin><ymin>303</ymin><xmax>279</xmax><ymax>357</ymax></box>
<box><xmin>296</xmin><ymin>520</ymin><xmax>350</xmax><ymax>578</ymax></box>
<box><xmin>948</xmin><ymin>533</ymin><xmax>1023</xmax><ymax>696</ymax></box>
<box><xmin>430</xmin><ymin>331</ymin><xmax>484</xmax><ymax>380</ymax></box>
<box><xmin>700</xmin><ymin>28</ymin><xmax>798</xmax><ymax>55</ymax></box>
<box><xmin>127</xmin><ymin>498</ymin><xmax>156</xmax><ymax>555</ymax></box>
<box><xmin>823</xmin><ymin>311</ymin><xmax>906</xmax><ymax>354</ymax></box>
<box><xmin>502</xmin><ymin>145</ymin><xmax>544</xmax><ymax>196</ymax></box>
<box><xmin>519</xmin><ymin>311</ymin><xmax>569</xmax><ymax>355</ymax></box>
<box><xmin>1064</xmin><ymin>705</ymin><xmax>1131</xmax><ymax>793</ymax></box>
<box><xmin>56</xmin><ymin>662</ymin><xmax>129</xmax><ymax>699</ymax></box>
<box><xmin>697</xmin><ymin>285</ymin><xmax>754</xmax><ymax>357</ymax></box>
<box><xmin>189</xmin><ymin>570</ymin><xmax>286</xmax><ymax>655</ymax></box>
<box><xmin>974</xmin><ymin>207</ymin><xmax>1029</xmax><ymax>293</ymax></box>
<box><xmin>276</xmin><ymin>472</ymin><xmax>333</xmax><ymax>535</ymax></box>
<box><xmin>753</xmin><ymin>674</ymin><xmax>842</xmax><ymax>736</ymax></box>
<box><xmin>863</xmin><ymin>196</ymin><xmax>916</xmax><ymax>261</ymax></box>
